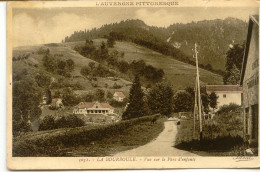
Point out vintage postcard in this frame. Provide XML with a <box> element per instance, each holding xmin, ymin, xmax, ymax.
<box><xmin>6</xmin><ymin>0</ymin><xmax>260</xmax><ymax>170</ymax></box>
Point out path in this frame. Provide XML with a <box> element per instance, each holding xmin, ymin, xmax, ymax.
<box><xmin>113</xmin><ymin>118</ymin><xmax>198</xmax><ymax>156</ymax></box>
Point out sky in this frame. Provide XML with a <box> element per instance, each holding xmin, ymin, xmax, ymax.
<box><xmin>12</xmin><ymin>7</ymin><xmax>258</xmax><ymax>47</ymax></box>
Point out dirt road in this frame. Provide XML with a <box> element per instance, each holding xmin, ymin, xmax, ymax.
<box><xmin>113</xmin><ymin>118</ymin><xmax>198</xmax><ymax>156</ymax></box>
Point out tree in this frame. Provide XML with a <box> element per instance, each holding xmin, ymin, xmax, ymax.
<box><xmin>224</xmin><ymin>64</ymin><xmax>241</xmax><ymax>85</ymax></box>
<box><xmin>122</xmin><ymin>75</ymin><xmax>150</xmax><ymax>120</ymax></box>
<box><xmin>45</xmin><ymin>89</ymin><xmax>52</xmax><ymax>104</ymax></box>
<box><xmin>173</xmin><ymin>91</ymin><xmax>192</xmax><ymax>112</ymax></box>
<box><xmin>83</xmin><ymin>93</ymin><xmax>94</xmax><ymax>102</ymax></box>
<box><xmin>80</xmin><ymin>66</ymin><xmax>91</xmax><ymax>77</ymax></box>
<box><xmin>185</xmin><ymin>86</ymin><xmax>195</xmax><ymax>111</ymax></box>
<box><xmin>118</xmin><ymin>60</ymin><xmax>129</xmax><ymax>73</ymax></box>
<box><xmin>95</xmin><ymin>89</ymin><xmax>105</xmax><ymax>101</ymax></box>
<box><xmin>208</xmin><ymin>92</ymin><xmax>218</xmax><ymax>112</ymax></box>
<box><xmin>88</xmin><ymin>62</ymin><xmax>96</xmax><ymax>71</ymax></box>
<box><xmin>98</xmin><ymin>41</ymin><xmax>109</xmax><ymax>60</ymax></box>
<box><xmin>130</xmin><ymin>60</ymin><xmax>146</xmax><ymax>75</ymax></box>
<box><xmin>107</xmin><ymin>36</ymin><xmax>116</xmax><ymax>48</ymax></box>
<box><xmin>94</xmin><ymin>64</ymin><xmax>112</xmax><ymax>77</ymax></box>
<box><xmin>107</xmin><ymin>91</ymin><xmax>113</xmax><ymax>99</ymax></box>
<box><xmin>42</xmin><ymin>54</ymin><xmax>57</xmax><ymax>73</ymax></box>
<box><xmin>201</xmin><ymin>93</ymin><xmax>209</xmax><ymax>114</ymax></box>
<box><xmin>13</xmin><ymin>79</ymin><xmax>42</xmax><ymax>134</ymax></box>
<box><xmin>66</xmin><ymin>59</ymin><xmax>75</xmax><ymax>72</ymax></box>
<box><xmin>34</xmin><ymin>72</ymin><xmax>51</xmax><ymax>88</ymax></box>
<box><xmin>61</xmin><ymin>88</ymin><xmax>79</xmax><ymax>106</ymax></box>
<box><xmin>226</xmin><ymin>43</ymin><xmax>244</xmax><ymax>71</ymax></box>
<box><xmin>147</xmin><ymin>83</ymin><xmax>173</xmax><ymax>117</ymax></box>
<box><xmin>57</xmin><ymin>60</ymin><xmax>66</xmax><ymax>70</ymax></box>
<box><xmin>223</xmin><ymin>43</ymin><xmax>244</xmax><ymax>84</ymax></box>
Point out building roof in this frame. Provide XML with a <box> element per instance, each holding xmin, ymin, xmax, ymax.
<box><xmin>114</xmin><ymin>91</ymin><xmax>125</xmax><ymax>97</ymax></box>
<box><xmin>100</xmin><ymin>102</ymin><xmax>114</xmax><ymax>109</ymax></box>
<box><xmin>251</xmin><ymin>15</ymin><xmax>259</xmax><ymax>25</ymax></box>
<box><xmin>75</xmin><ymin>101</ymin><xmax>114</xmax><ymax>109</ymax></box>
<box><xmin>206</xmin><ymin>85</ymin><xmax>242</xmax><ymax>93</ymax></box>
<box><xmin>240</xmin><ymin>15</ymin><xmax>259</xmax><ymax>85</ymax></box>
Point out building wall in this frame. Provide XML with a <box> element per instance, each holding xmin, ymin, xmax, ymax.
<box><xmin>242</xmin><ymin>22</ymin><xmax>259</xmax><ymax>142</ymax></box>
<box><xmin>113</xmin><ymin>96</ymin><xmax>124</xmax><ymax>102</ymax></box>
<box><xmin>216</xmin><ymin>92</ymin><xmax>242</xmax><ymax>109</ymax></box>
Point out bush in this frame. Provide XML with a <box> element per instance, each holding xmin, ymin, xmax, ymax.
<box><xmin>112</xmin><ymin>83</ymin><xmax>122</xmax><ymax>89</ymax></box>
<box><xmin>217</xmin><ymin>103</ymin><xmax>241</xmax><ymax>115</ymax></box>
<box><xmin>109</xmin><ymin>99</ymin><xmax>128</xmax><ymax>107</ymax></box>
<box><xmin>39</xmin><ymin>114</ymin><xmax>85</xmax><ymax>131</ymax></box>
<box><xmin>175</xmin><ymin>135</ymin><xmax>244</xmax><ymax>152</ymax></box>
<box><xmin>80</xmin><ymin>66</ymin><xmax>91</xmax><ymax>77</ymax></box>
<box><xmin>39</xmin><ymin>115</ymin><xmax>56</xmax><ymax>131</ymax></box>
<box><xmin>55</xmin><ymin>115</ymin><xmax>85</xmax><ymax>129</ymax></box>
<box><xmin>72</xmin><ymin>82</ymin><xmax>84</xmax><ymax>90</ymax></box>
<box><xmin>37</xmin><ymin>47</ymin><xmax>50</xmax><ymax>55</ymax></box>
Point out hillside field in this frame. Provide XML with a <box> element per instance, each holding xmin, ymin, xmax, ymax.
<box><xmin>13</xmin><ymin>43</ymin><xmax>132</xmax><ymax>97</ymax></box>
<box><xmin>13</xmin><ymin>38</ymin><xmax>223</xmax><ymax>96</ymax></box>
<box><xmin>64</xmin><ymin>39</ymin><xmax>223</xmax><ymax>90</ymax></box>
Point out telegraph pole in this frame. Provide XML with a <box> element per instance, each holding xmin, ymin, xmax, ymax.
<box><xmin>194</xmin><ymin>43</ymin><xmax>203</xmax><ymax>141</ymax></box>
<box><xmin>193</xmin><ymin>75</ymin><xmax>198</xmax><ymax>137</ymax></box>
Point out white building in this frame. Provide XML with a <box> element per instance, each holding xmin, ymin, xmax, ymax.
<box><xmin>73</xmin><ymin>101</ymin><xmax>114</xmax><ymax>115</ymax></box>
<box><xmin>113</xmin><ymin>91</ymin><xmax>126</xmax><ymax>102</ymax></box>
<box><xmin>206</xmin><ymin>85</ymin><xmax>242</xmax><ymax>111</ymax></box>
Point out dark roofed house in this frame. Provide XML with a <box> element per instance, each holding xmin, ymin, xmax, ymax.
<box><xmin>240</xmin><ymin>15</ymin><xmax>259</xmax><ymax>147</ymax></box>
<box><xmin>206</xmin><ymin>85</ymin><xmax>242</xmax><ymax>111</ymax></box>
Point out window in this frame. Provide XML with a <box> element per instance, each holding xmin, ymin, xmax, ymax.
<box><xmin>96</xmin><ymin>106</ymin><xmax>98</xmax><ymax>108</ymax></box>
<box><xmin>223</xmin><ymin>94</ymin><xmax>226</xmax><ymax>98</ymax></box>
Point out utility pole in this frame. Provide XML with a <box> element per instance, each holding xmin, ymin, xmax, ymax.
<box><xmin>194</xmin><ymin>43</ymin><xmax>203</xmax><ymax>141</ymax></box>
<box><xmin>193</xmin><ymin>75</ymin><xmax>198</xmax><ymax>137</ymax></box>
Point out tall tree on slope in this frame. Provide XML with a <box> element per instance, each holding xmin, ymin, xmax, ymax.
<box><xmin>122</xmin><ymin>75</ymin><xmax>150</xmax><ymax>120</ymax></box>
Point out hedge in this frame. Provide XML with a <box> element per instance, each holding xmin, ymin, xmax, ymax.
<box><xmin>13</xmin><ymin>114</ymin><xmax>160</xmax><ymax>156</ymax></box>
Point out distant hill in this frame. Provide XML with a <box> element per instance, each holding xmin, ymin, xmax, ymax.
<box><xmin>166</xmin><ymin>17</ymin><xmax>248</xmax><ymax>70</ymax></box>
<box><xmin>64</xmin><ymin>18</ymin><xmax>248</xmax><ymax>72</ymax></box>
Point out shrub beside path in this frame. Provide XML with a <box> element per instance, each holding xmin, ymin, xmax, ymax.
<box><xmin>113</xmin><ymin>118</ymin><xmax>198</xmax><ymax>157</ymax></box>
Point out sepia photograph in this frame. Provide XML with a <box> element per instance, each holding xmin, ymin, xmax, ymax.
<box><xmin>6</xmin><ymin>0</ymin><xmax>260</xmax><ymax>169</ymax></box>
